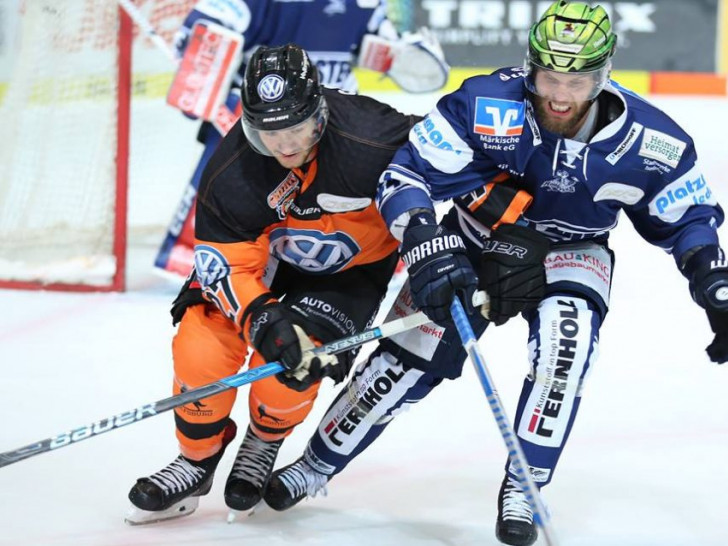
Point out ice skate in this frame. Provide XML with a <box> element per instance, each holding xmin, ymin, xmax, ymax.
<box><xmin>224</xmin><ymin>425</ymin><xmax>283</xmax><ymax>520</ymax></box>
<box><xmin>263</xmin><ymin>456</ymin><xmax>329</xmax><ymax>511</ymax></box>
<box><xmin>125</xmin><ymin>420</ymin><xmax>237</xmax><ymax>525</ymax></box>
<box><xmin>495</xmin><ymin>475</ymin><xmax>538</xmax><ymax>546</ymax></box>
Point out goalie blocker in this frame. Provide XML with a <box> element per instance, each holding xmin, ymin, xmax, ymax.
<box><xmin>166</xmin><ymin>20</ymin><xmax>243</xmax><ymax>130</ymax></box>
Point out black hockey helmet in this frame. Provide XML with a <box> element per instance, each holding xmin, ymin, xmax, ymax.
<box><xmin>241</xmin><ymin>44</ymin><xmax>329</xmax><ymax>156</ymax></box>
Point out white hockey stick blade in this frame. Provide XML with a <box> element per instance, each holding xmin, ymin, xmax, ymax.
<box><xmin>124</xmin><ymin>496</ymin><xmax>200</xmax><ymax>525</ymax></box>
<box><xmin>376</xmin><ymin>289</ymin><xmax>488</xmax><ymax>339</ymax></box>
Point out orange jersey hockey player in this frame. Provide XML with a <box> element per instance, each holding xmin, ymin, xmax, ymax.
<box><xmin>125</xmin><ymin>43</ymin><xmax>419</xmax><ymax>525</ymax></box>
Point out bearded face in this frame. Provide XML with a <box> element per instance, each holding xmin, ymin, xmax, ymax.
<box><xmin>530</xmin><ymin>69</ymin><xmax>598</xmax><ymax>138</ymax></box>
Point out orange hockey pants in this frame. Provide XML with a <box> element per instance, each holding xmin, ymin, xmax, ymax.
<box><xmin>171</xmin><ymin>303</ymin><xmax>320</xmax><ymax>460</ymax></box>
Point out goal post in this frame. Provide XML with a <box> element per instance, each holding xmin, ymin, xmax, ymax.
<box><xmin>0</xmin><ymin>1</ymin><xmax>131</xmax><ymax>291</ymax></box>
<box><xmin>0</xmin><ymin>0</ymin><xmax>199</xmax><ymax>292</ymax></box>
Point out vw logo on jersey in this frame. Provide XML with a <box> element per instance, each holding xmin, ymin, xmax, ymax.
<box><xmin>268</xmin><ymin>228</ymin><xmax>360</xmax><ymax>274</ymax></box>
<box><xmin>258</xmin><ymin>75</ymin><xmax>286</xmax><ymax>102</ymax></box>
<box><xmin>194</xmin><ymin>245</ymin><xmax>230</xmax><ymax>288</ymax></box>
<box><xmin>193</xmin><ymin>245</ymin><xmax>240</xmax><ymax>322</ymax></box>
<box><xmin>474</xmin><ymin>97</ymin><xmax>524</xmax><ymax>137</ymax></box>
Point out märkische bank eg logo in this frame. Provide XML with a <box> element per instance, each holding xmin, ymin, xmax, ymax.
<box><xmin>474</xmin><ymin>98</ymin><xmax>524</xmax><ymax>136</ymax></box>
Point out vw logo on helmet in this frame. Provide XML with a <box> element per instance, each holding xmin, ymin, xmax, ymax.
<box><xmin>258</xmin><ymin>74</ymin><xmax>286</xmax><ymax>102</ymax></box>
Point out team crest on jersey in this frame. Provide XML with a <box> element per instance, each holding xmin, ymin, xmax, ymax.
<box><xmin>267</xmin><ymin>172</ymin><xmax>300</xmax><ymax>219</ymax></box>
<box><xmin>541</xmin><ymin>170</ymin><xmax>578</xmax><ymax>193</ymax></box>
<box><xmin>269</xmin><ymin>228</ymin><xmax>360</xmax><ymax>274</ymax></box>
<box><xmin>473</xmin><ymin>98</ymin><xmax>524</xmax><ymax>137</ymax></box>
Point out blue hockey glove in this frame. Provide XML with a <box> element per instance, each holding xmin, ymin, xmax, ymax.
<box><xmin>401</xmin><ymin>218</ymin><xmax>478</xmax><ymax>326</ymax></box>
<box><xmin>683</xmin><ymin>245</ymin><xmax>728</xmax><ymax>364</ymax></box>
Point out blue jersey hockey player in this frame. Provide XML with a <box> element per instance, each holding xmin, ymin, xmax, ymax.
<box><xmin>258</xmin><ymin>2</ymin><xmax>728</xmax><ymax>546</ymax></box>
<box><xmin>156</xmin><ymin>0</ymin><xmax>448</xmax><ymax>277</ymax></box>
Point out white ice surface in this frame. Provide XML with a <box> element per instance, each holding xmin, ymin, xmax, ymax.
<box><xmin>1</xmin><ymin>94</ymin><xmax>727</xmax><ymax>546</ymax></box>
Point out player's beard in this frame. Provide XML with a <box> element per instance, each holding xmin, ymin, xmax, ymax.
<box><xmin>534</xmin><ymin>97</ymin><xmax>592</xmax><ymax>138</ymax></box>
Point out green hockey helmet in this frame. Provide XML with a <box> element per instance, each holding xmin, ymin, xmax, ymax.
<box><xmin>524</xmin><ymin>1</ymin><xmax>617</xmax><ymax>101</ymax></box>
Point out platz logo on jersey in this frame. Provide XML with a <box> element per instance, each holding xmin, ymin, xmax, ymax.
<box><xmin>474</xmin><ymin>97</ymin><xmax>524</xmax><ymax>137</ymax></box>
<box><xmin>649</xmin><ymin>165</ymin><xmax>716</xmax><ymax>223</ymax></box>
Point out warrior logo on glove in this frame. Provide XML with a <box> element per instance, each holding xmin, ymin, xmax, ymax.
<box><xmin>402</xmin><ymin>232</ymin><xmax>466</xmax><ymax>268</ymax></box>
<box><xmin>401</xmin><ymin>219</ymin><xmax>479</xmax><ymax>326</ymax></box>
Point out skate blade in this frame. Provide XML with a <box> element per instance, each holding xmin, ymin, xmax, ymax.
<box><xmin>124</xmin><ymin>496</ymin><xmax>200</xmax><ymax>525</ymax></box>
<box><xmin>226</xmin><ymin>499</ymin><xmax>267</xmax><ymax>523</ymax></box>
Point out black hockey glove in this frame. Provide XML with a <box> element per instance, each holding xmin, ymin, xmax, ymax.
<box><xmin>248</xmin><ymin>303</ymin><xmax>340</xmax><ymax>391</ymax></box>
<box><xmin>170</xmin><ymin>271</ymin><xmax>206</xmax><ymax>326</ymax></box>
<box><xmin>401</xmin><ymin>218</ymin><xmax>478</xmax><ymax>326</ymax></box>
<box><xmin>683</xmin><ymin>245</ymin><xmax>728</xmax><ymax>364</ymax></box>
<box><xmin>479</xmin><ymin>223</ymin><xmax>550</xmax><ymax>326</ymax></box>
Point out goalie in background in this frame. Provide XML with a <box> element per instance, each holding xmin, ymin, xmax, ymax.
<box><xmin>125</xmin><ymin>43</ymin><xmax>421</xmax><ymax>525</ymax></box>
<box><xmin>155</xmin><ymin>0</ymin><xmax>449</xmax><ymax>278</ymax></box>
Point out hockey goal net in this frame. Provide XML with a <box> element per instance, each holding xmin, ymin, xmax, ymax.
<box><xmin>0</xmin><ymin>0</ymin><xmax>198</xmax><ymax>291</ymax></box>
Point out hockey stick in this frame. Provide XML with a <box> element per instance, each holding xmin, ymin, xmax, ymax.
<box><xmin>450</xmin><ymin>297</ymin><xmax>560</xmax><ymax>546</ymax></box>
<box><xmin>0</xmin><ymin>291</ymin><xmax>489</xmax><ymax>469</ymax></box>
<box><xmin>117</xmin><ymin>0</ymin><xmax>177</xmax><ymax>61</ymax></box>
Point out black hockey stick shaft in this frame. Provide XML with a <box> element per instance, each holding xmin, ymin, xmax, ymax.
<box><xmin>0</xmin><ymin>291</ymin><xmax>488</xmax><ymax>469</ymax></box>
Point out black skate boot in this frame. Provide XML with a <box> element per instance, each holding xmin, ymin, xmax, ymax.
<box><xmin>224</xmin><ymin>425</ymin><xmax>283</xmax><ymax>513</ymax></box>
<box><xmin>495</xmin><ymin>476</ymin><xmax>538</xmax><ymax>546</ymax></box>
<box><xmin>264</xmin><ymin>456</ymin><xmax>329</xmax><ymax>511</ymax></box>
<box><xmin>125</xmin><ymin>420</ymin><xmax>237</xmax><ymax>525</ymax></box>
